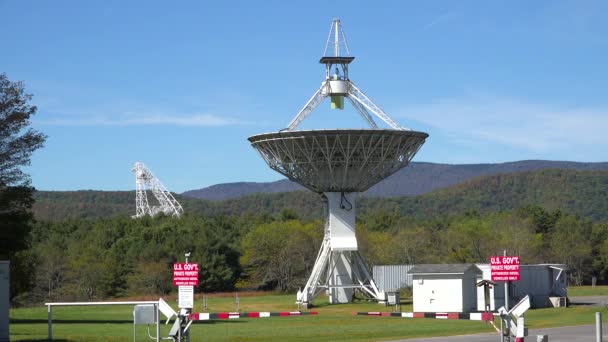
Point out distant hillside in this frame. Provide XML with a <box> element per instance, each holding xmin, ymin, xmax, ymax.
<box><xmin>362</xmin><ymin>169</ymin><xmax>608</xmax><ymax>221</ymax></box>
<box><xmin>182</xmin><ymin>160</ymin><xmax>608</xmax><ymax>200</ymax></box>
<box><xmin>183</xmin><ymin>180</ymin><xmax>303</xmax><ymax>201</ymax></box>
<box><xmin>34</xmin><ymin>191</ymin><xmax>135</xmax><ymax>220</ymax></box>
<box><xmin>33</xmin><ymin>191</ymin><xmax>213</xmax><ymax>221</ymax></box>
<box><xmin>34</xmin><ymin>168</ymin><xmax>608</xmax><ymax>222</ymax></box>
<box><xmin>32</xmin><ymin>189</ymin><xmax>317</xmax><ymax>222</ymax></box>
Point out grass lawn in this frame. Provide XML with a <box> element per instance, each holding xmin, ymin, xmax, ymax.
<box><xmin>9</xmin><ymin>289</ymin><xmax>608</xmax><ymax>341</ymax></box>
<box><xmin>567</xmin><ymin>285</ymin><xmax>608</xmax><ymax>297</ymax></box>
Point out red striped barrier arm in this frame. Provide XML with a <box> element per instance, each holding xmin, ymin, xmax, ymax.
<box><xmin>189</xmin><ymin>311</ymin><xmax>318</xmax><ymax>321</ymax></box>
<box><xmin>354</xmin><ymin>312</ymin><xmax>495</xmax><ymax>321</ymax></box>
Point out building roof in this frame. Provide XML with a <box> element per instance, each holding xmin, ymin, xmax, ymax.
<box><xmin>409</xmin><ymin>264</ymin><xmax>481</xmax><ymax>275</ymax></box>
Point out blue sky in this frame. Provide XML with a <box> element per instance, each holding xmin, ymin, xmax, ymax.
<box><xmin>1</xmin><ymin>0</ymin><xmax>607</xmax><ymax>192</ymax></box>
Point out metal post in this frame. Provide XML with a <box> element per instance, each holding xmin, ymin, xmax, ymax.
<box><xmin>596</xmin><ymin>312</ymin><xmax>602</xmax><ymax>342</ymax></box>
<box><xmin>186</xmin><ymin>320</ymin><xmax>191</xmax><ymax>342</ymax></box>
<box><xmin>47</xmin><ymin>305</ymin><xmax>52</xmax><ymax>340</ymax></box>
<box><xmin>504</xmin><ymin>250</ymin><xmax>509</xmax><ymax>311</ymax></box>
<box><xmin>334</xmin><ymin>20</ymin><xmax>339</xmax><ymax>56</ymax></box>
<box><xmin>177</xmin><ymin>315</ymin><xmax>182</xmax><ymax>342</ymax></box>
<box><xmin>500</xmin><ymin>316</ymin><xmax>504</xmax><ymax>342</ymax></box>
<box><xmin>155</xmin><ymin>303</ymin><xmax>160</xmax><ymax>342</ymax></box>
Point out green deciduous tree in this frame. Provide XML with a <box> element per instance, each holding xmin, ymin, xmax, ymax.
<box><xmin>0</xmin><ymin>73</ymin><xmax>46</xmax><ymax>300</ymax></box>
<box><xmin>127</xmin><ymin>262</ymin><xmax>173</xmax><ymax>296</ymax></box>
<box><xmin>550</xmin><ymin>214</ymin><xmax>592</xmax><ymax>285</ymax></box>
<box><xmin>492</xmin><ymin>212</ymin><xmax>543</xmax><ymax>263</ymax></box>
<box><xmin>591</xmin><ymin>223</ymin><xmax>608</xmax><ymax>282</ymax></box>
<box><xmin>0</xmin><ymin>74</ymin><xmax>46</xmax><ymax>188</ymax></box>
<box><xmin>444</xmin><ymin>214</ymin><xmax>494</xmax><ymax>263</ymax></box>
<box><xmin>240</xmin><ymin>220</ymin><xmax>321</xmax><ymax>291</ymax></box>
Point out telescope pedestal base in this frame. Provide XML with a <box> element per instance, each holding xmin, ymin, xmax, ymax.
<box><xmin>328</xmin><ymin>252</ymin><xmax>354</xmax><ymax>304</ymax></box>
<box><xmin>297</xmin><ymin>242</ymin><xmax>385</xmax><ymax>305</ymax></box>
<box><xmin>296</xmin><ymin>192</ymin><xmax>385</xmax><ymax>306</ymax></box>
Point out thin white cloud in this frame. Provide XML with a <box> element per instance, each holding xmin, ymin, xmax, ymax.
<box><xmin>422</xmin><ymin>11</ymin><xmax>457</xmax><ymax>31</ymax></box>
<box><xmin>398</xmin><ymin>95</ymin><xmax>608</xmax><ymax>153</ymax></box>
<box><xmin>36</xmin><ymin>113</ymin><xmax>248</xmax><ymax>127</ymax></box>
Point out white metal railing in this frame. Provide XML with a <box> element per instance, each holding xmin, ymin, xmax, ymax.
<box><xmin>45</xmin><ymin>300</ymin><xmax>162</xmax><ymax>341</ymax></box>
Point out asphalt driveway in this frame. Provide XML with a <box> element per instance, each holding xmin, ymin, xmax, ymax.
<box><xmin>393</xmin><ymin>296</ymin><xmax>608</xmax><ymax>342</ymax></box>
<box><xmin>393</xmin><ymin>324</ymin><xmax>607</xmax><ymax>342</ymax></box>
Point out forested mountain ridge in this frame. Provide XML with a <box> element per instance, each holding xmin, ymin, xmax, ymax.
<box><xmin>183</xmin><ymin>179</ymin><xmax>303</xmax><ymax>201</ymax></box>
<box><xmin>33</xmin><ymin>168</ymin><xmax>608</xmax><ymax>222</ymax></box>
<box><xmin>361</xmin><ymin>169</ymin><xmax>608</xmax><ymax>221</ymax></box>
<box><xmin>23</xmin><ymin>168</ymin><xmax>608</xmax><ymax>304</ymax></box>
<box><xmin>183</xmin><ymin>160</ymin><xmax>608</xmax><ymax>200</ymax></box>
<box><xmin>33</xmin><ymin>190</ymin><xmax>214</xmax><ymax>221</ymax></box>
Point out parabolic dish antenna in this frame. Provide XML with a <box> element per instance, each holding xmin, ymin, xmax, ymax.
<box><xmin>249</xmin><ymin>19</ymin><xmax>428</xmax><ymax>306</ymax></box>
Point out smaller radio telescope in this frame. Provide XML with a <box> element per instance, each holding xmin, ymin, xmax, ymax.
<box><xmin>249</xmin><ymin>19</ymin><xmax>428</xmax><ymax>306</ymax></box>
<box><xmin>132</xmin><ymin>162</ymin><xmax>184</xmax><ymax>218</ymax></box>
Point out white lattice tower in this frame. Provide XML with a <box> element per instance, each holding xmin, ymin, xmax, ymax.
<box><xmin>132</xmin><ymin>162</ymin><xmax>184</xmax><ymax>218</ymax></box>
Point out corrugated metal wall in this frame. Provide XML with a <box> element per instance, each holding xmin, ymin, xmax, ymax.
<box><xmin>375</xmin><ymin>263</ymin><xmax>567</xmax><ymax>309</ymax></box>
<box><xmin>373</xmin><ymin>264</ymin><xmax>414</xmax><ymax>292</ymax></box>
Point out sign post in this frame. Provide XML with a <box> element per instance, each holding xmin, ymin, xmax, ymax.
<box><xmin>172</xmin><ymin>257</ymin><xmax>199</xmax><ymax>342</ymax></box>
<box><xmin>173</xmin><ymin>262</ymin><xmax>199</xmax><ymax>310</ymax></box>
<box><xmin>491</xmin><ymin>252</ymin><xmax>520</xmax><ymax>312</ymax></box>
<box><xmin>491</xmin><ymin>252</ymin><xmax>521</xmax><ymax>342</ymax></box>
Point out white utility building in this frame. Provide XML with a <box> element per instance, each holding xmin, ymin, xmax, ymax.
<box><xmin>409</xmin><ymin>264</ymin><xmax>481</xmax><ymax>313</ymax></box>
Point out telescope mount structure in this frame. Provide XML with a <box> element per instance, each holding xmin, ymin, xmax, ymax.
<box><xmin>248</xmin><ymin>19</ymin><xmax>429</xmax><ymax>307</ymax></box>
<box><xmin>132</xmin><ymin>162</ymin><xmax>184</xmax><ymax>218</ymax></box>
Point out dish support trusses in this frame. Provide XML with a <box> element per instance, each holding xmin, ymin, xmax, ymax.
<box><xmin>286</xmin><ymin>80</ymin><xmax>406</xmax><ymax>131</ymax></box>
<box><xmin>286</xmin><ymin>18</ymin><xmax>407</xmax><ymax>131</ymax></box>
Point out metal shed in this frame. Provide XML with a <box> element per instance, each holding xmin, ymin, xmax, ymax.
<box><xmin>410</xmin><ymin>264</ymin><xmax>482</xmax><ymax>313</ymax></box>
<box><xmin>476</xmin><ymin>264</ymin><xmax>567</xmax><ymax>310</ymax></box>
<box><xmin>373</xmin><ymin>264</ymin><xmax>414</xmax><ymax>292</ymax></box>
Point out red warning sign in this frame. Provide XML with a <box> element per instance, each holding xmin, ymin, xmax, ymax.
<box><xmin>490</xmin><ymin>256</ymin><xmax>520</xmax><ymax>281</ymax></box>
<box><xmin>173</xmin><ymin>263</ymin><xmax>199</xmax><ymax>286</ymax></box>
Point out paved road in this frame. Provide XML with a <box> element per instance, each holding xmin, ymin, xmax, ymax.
<box><xmin>570</xmin><ymin>296</ymin><xmax>608</xmax><ymax>307</ymax></box>
<box><xmin>391</xmin><ymin>297</ymin><xmax>608</xmax><ymax>341</ymax></box>
<box><xmin>393</xmin><ymin>324</ymin><xmax>608</xmax><ymax>342</ymax></box>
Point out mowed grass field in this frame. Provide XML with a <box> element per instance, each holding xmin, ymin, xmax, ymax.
<box><xmin>10</xmin><ymin>287</ymin><xmax>608</xmax><ymax>341</ymax></box>
<box><xmin>568</xmin><ymin>285</ymin><xmax>608</xmax><ymax>297</ymax></box>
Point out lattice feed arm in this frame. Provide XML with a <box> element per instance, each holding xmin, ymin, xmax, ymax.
<box><xmin>348</xmin><ymin>81</ymin><xmax>407</xmax><ymax>130</ymax></box>
<box><xmin>346</xmin><ymin>96</ymin><xmax>379</xmax><ymax>129</ymax></box>
<box><xmin>132</xmin><ymin>162</ymin><xmax>184</xmax><ymax>218</ymax></box>
<box><xmin>286</xmin><ymin>84</ymin><xmax>328</xmax><ymax>131</ymax></box>
<box><xmin>149</xmin><ymin>178</ymin><xmax>184</xmax><ymax>216</ymax></box>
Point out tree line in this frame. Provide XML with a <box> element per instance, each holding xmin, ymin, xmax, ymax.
<box><xmin>11</xmin><ymin>205</ymin><xmax>608</xmax><ymax>306</ymax></box>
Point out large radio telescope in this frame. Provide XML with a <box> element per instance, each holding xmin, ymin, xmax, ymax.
<box><xmin>132</xmin><ymin>162</ymin><xmax>184</xmax><ymax>218</ymax></box>
<box><xmin>248</xmin><ymin>19</ymin><xmax>428</xmax><ymax>307</ymax></box>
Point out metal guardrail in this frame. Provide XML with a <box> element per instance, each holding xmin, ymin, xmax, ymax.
<box><xmin>44</xmin><ymin>301</ymin><xmax>161</xmax><ymax>341</ymax></box>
